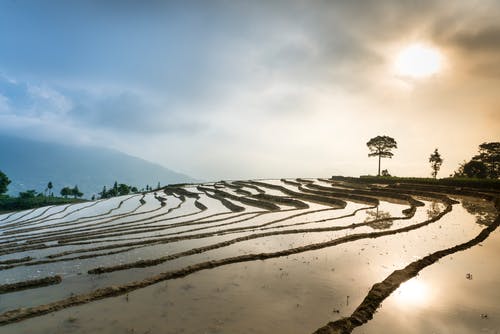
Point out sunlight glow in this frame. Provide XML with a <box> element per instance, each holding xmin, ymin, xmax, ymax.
<box><xmin>394</xmin><ymin>44</ymin><xmax>442</xmax><ymax>78</ymax></box>
<box><xmin>393</xmin><ymin>278</ymin><xmax>429</xmax><ymax>306</ymax></box>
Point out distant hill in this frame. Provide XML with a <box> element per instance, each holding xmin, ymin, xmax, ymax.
<box><xmin>0</xmin><ymin>135</ymin><xmax>196</xmax><ymax>198</ymax></box>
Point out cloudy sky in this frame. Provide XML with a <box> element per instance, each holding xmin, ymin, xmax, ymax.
<box><xmin>1</xmin><ymin>0</ymin><xmax>499</xmax><ymax>180</ymax></box>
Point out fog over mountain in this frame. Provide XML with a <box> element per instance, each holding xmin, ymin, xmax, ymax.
<box><xmin>0</xmin><ymin>135</ymin><xmax>196</xmax><ymax>198</ymax></box>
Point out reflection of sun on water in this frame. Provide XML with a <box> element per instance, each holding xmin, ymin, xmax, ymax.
<box><xmin>394</xmin><ymin>278</ymin><xmax>429</xmax><ymax>307</ymax></box>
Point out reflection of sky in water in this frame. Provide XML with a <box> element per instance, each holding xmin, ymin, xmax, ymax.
<box><xmin>393</xmin><ymin>277</ymin><xmax>431</xmax><ymax>307</ymax></box>
<box><xmin>0</xmin><ymin>182</ymin><xmax>498</xmax><ymax>334</ymax></box>
<box><xmin>351</xmin><ymin>197</ymin><xmax>500</xmax><ymax>334</ymax></box>
<box><xmin>353</xmin><ymin>227</ymin><xmax>500</xmax><ymax>334</ymax></box>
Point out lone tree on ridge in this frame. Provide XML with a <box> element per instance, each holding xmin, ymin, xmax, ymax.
<box><xmin>366</xmin><ymin>135</ymin><xmax>398</xmax><ymax>176</ymax></box>
<box><xmin>429</xmin><ymin>148</ymin><xmax>443</xmax><ymax>179</ymax></box>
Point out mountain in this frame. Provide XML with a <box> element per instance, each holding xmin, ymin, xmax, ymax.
<box><xmin>0</xmin><ymin>135</ymin><xmax>196</xmax><ymax>198</ymax></box>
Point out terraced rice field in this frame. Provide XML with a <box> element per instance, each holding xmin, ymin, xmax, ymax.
<box><xmin>0</xmin><ymin>178</ymin><xmax>499</xmax><ymax>334</ymax></box>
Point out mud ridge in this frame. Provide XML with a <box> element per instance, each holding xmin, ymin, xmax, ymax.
<box><xmin>85</xmin><ymin>201</ymin><xmax>419</xmax><ymax>275</ymax></box>
<box><xmin>0</xmin><ymin>195</ymin><xmax>189</xmax><ymax>255</ymax></box>
<box><xmin>0</xmin><ymin>276</ymin><xmax>62</xmax><ymax>294</ymax></box>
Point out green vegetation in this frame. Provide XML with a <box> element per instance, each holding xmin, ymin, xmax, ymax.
<box><xmin>99</xmin><ymin>181</ymin><xmax>139</xmax><ymax>199</ymax></box>
<box><xmin>0</xmin><ymin>171</ymin><xmax>86</xmax><ymax>212</ymax></box>
<box><xmin>19</xmin><ymin>190</ymin><xmax>38</xmax><ymax>198</ymax></box>
<box><xmin>46</xmin><ymin>181</ymin><xmax>53</xmax><ymax>196</ymax></box>
<box><xmin>332</xmin><ymin>175</ymin><xmax>500</xmax><ymax>191</ymax></box>
<box><xmin>366</xmin><ymin>135</ymin><xmax>397</xmax><ymax>177</ymax></box>
<box><xmin>0</xmin><ymin>196</ymin><xmax>83</xmax><ymax>212</ymax></box>
<box><xmin>0</xmin><ymin>168</ymin><xmax>156</xmax><ymax>213</ymax></box>
<box><xmin>0</xmin><ymin>170</ymin><xmax>10</xmax><ymax>195</ymax></box>
<box><xmin>60</xmin><ymin>185</ymin><xmax>83</xmax><ymax>199</ymax></box>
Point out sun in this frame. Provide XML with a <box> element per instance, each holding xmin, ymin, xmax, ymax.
<box><xmin>394</xmin><ymin>43</ymin><xmax>443</xmax><ymax>78</ymax></box>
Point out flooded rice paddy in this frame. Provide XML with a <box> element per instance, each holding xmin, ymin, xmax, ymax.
<box><xmin>0</xmin><ymin>178</ymin><xmax>499</xmax><ymax>333</ymax></box>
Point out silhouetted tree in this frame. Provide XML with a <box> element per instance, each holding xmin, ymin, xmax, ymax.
<box><xmin>19</xmin><ymin>190</ymin><xmax>37</xmax><ymax>198</ymax></box>
<box><xmin>381</xmin><ymin>169</ymin><xmax>391</xmax><ymax>177</ymax></box>
<box><xmin>463</xmin><ymin>160</ymin><xmax>488</xmax><ymax>178</ymax></box>
<box><xmin>453</xmin><ymin>142</ymin><xmax>499</xmax><ymax>179</ymax></box>
<box><xmin>47</xmin><ymin>181</ymin><xmax>53</xmax><ymax>197</ymax></box>
<box><xmin>366</xmin><ymin>135</ymin><xmax>397</xmax><ymax>176</ymax></box>
<box><xmin>429</xmin><ymin>148</ymin><xmax>443</xmax><ymax>179</ymax></box>
<box><xmin>453</xmin><ymin>160</ymin><xmax>466</xmax><ymax>177</ymax></box>
<box><xmin>100</xmin><ymin>186</ymin><xmax>107</xmax><ymax>199</ymax></box>
<box><xmin>117</xmin><ymin>183</ymin><xmax>130</xmax><ymax>196</ymax></box>
<box><xmin>0</xmin><ymin>170</ymin><xmax>10</xmax><ymax>195</ymax></box>
<box><xmin>474</xmin><ymin>142</ymin><xmax>499</xmax><ymax>178</ymax></box>
<box><xmin>98</xmin><ymin>182</ymin><xmax>139</xmax><ymax>199</ymax></box>
<box><xmin>106</xmin><ymin>181</ymin><xmax>118</xmax><ymax>197</ymax></box>
<box><xmin>60</xmin><ymin>187</ymin><xmax>72</xmax><ymax>198</ymax></box>
<box><xmin>71</xmin><ymin>185</ymin><xmax>83</xmax><ymax>199</ymax></box>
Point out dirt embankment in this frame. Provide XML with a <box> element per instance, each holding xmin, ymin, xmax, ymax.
<box><xmin>0</xmin><ymin>276</ymin><xmax>62</xmax><ymax>295</ymax></box>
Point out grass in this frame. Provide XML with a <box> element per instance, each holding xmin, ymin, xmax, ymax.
<box><xmin>0</xmin><ymin>196</ymin><xmax>86</xmax><ymax>213</ymax></box>
<box><xmin>332</xmin><ymin>175</ymin><xmax>500</xmax><ymax>190</ymax></box>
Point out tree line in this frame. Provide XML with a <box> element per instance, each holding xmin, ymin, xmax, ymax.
<box><xmin>0</xmin><ymin>177</ymin><xmax>86</xmax><ymax>212</ymax></box>
<box><xmin>99</xmin><ymin>181</ymin><xmax>139</xmax><ymax>199</ymax></box>
<box><xmin>366</xmin><ymin>135</ymin><xmax>498</xmax><ymax>179</ymax></box>
<box><xmin>0</xmin><ymin>171</ymin><xmax>164</xmax><ymax>212</ymax></box>
<box><xmin>0</xmin><ymin>172</ymin><xmax>161</xmax><ymax>201</ymax></box>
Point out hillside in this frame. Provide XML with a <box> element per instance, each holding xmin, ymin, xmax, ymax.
<box><xmin>0</xmin><ymin>135</ymin><xmax>196</xmax><ymax>198</ymax></box>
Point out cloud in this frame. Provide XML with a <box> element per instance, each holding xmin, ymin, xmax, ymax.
<box><xmin>0</xmin><ymin>78</ymin><xmax>73</xmax><ymax>120</ymax></box>
<box><xmin>70</xmin><ymin>91</ymin><xmax>205</xmax><ymax>134</ymax></box>
<box><xmin>27</xmin><ymin>84</ymin><xmax>73</xmax><ymax>117</ymax></box>
<box><xmin>447</xmin><ymin>26</ymin><xmax>500</xmax><ymax>52</ymax></box>
<box><xmin>0</xmin><ymin>76</ymin><xmax>205</xmax><ymax>139</ymax></box>
<box><xmin>0</xmin><ymin>1</ymin><xmax>499</xmax><ymax>180</ymax></box>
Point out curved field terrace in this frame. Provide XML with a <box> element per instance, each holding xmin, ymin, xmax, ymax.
<box><xmin>0</xmin><ymin>178</ymin><xmax>499</xmax><ymax>334</ymax></box>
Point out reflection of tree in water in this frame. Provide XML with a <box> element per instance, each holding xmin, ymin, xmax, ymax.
<box><xmin>364</xmin><ymin>207</ymin><xmax>393</xmax><ymax>230</ymax></box>
<box><xmin>461</xmin><ymin>200</ymin><xmax>497</xmax><ymax>226</ymax></box>
<box><xmin>426</xmin><ymin>201</ymin><xmax>441</xmax><ymax>219</ymax></box>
